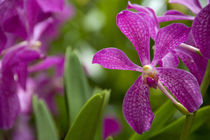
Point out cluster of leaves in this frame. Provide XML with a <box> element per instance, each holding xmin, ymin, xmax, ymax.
<box><xmin>33</xmin><ymin>48</ymin><xmax>111</xmax><ymax>140</ymax></box>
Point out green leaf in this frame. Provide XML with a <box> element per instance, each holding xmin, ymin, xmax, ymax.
<box><xmin>65</xmin><ymin>90</ymin><xmax>110</xmax><ymax>140</ymax></box>
<box><xmin>130</xmin><ymin>100</ymin><xmax>177</xmax><ymax>140</ymax></box>
<box><xmin>150</xmin><ymin>106</ymin><xmax>210</xmax><ymax>140</ymax></box>
<box><xmin>64</xmin><ymin>47</ymin><xmax>91</xmax><ymax>125</ymax></box>
<box><xmin>33</xmin><ymin>95</ymin><xmax>59</xmax><ymax>140</ymax></box>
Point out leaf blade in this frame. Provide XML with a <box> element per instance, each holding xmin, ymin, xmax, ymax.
<box><xmin>33</xmin><ymin>95</ymin><xmax>59</xmax><ymax>140</ymax></box>
<box><xmin>65</xmin><ymin>90</ymin><xmax>110</xmax><ymax>140</ymax></box>
<box><xmin>64</xmin><ymin>48</ymin><xmax>91</xmax><ymax>125</ymax></box>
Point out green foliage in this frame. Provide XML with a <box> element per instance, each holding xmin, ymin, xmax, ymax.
<box><xmin>33</xmin><ymin>95</ymin><xmax>59</xmax><ymax>140</ymax></box>
<box><xmin>148</xmin><ymin>106</ymin><xmax>210</xmax><ymax>140</ymax></box>
<box><xmin>65</xmin><ymin>90</ymin><xmax>110</xmax><ymax>140</ymax></box>
<box><xmin>64</xmin><ymin>47</ymin><xmax>91</xmax><ymax>125</ymax></box>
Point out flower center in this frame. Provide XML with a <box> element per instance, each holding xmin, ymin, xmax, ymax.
<box><xmin>142</xmin><ymin>65</ymin><xmax>158</xmax><ymax>88</ymax></box>
<box><xmin>31</xmin><ymin>41</ymin><xmax>42</xmax><ymax>50</ymax></box>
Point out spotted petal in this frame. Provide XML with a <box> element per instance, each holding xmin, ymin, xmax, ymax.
<box><xmin>123</xmin><ymin>76</ymin><xmax>154</xmax><ymax>134</ymax></box>
<box><xmin>158</xmin><ymin>10</ymin><xmax>194</xmax><ymax>23</ymax></box>
<box><xmin>152</xmin><ymin>23</ymin><xmax>190</xmax><ymax>65</ymax></box>
<box><xmin>192</xmin><ymin>4</ymin><xmax>210</xmax><ymax>59</ymax></box>
<box><xmin>117</xmin><ymin>10</ymin><xmax>150</xmax><ymax>65</ymax></box>
<box><xmin>169</xmin><ymin>0</ymin><xmax>202</xmax><ymax>14</ymax></box>
<box><xmin>175</xmin><ymin>47</ymin><xmax>208</xmax><ymax>85</ymax></box>
<box><xmin>127</xmin><ymin>2</ymin><xmax>159</xmax><ymax>39</ymax></box>
<box><xmin>157</xmin><ymin>67</ymin><xmax>202</xmax><ymax>112</ymax></box>
<box><xmin>92</xmin><ymin>48</ymin><xmax>142</xmax><ymax>72</ymax></box>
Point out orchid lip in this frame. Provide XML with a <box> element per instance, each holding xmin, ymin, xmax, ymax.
<box><xmin>142</xmin><ymin>65</ymin><xmax>159</xmax><ymax>88</ymax></box>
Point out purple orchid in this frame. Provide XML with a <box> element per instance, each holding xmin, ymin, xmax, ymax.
<box><xmin>92</xmin><ymin>10</ymin><xmax>202</xmax><ymax>134</ymax></box>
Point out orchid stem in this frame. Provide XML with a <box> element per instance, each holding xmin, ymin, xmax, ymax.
<box><xmin>180</xmin><ymin>60</ymin><xmax>210</xmax><ymax>140</ymax></box>
<box><xmin>201</xmin><ymin>60</ymin><xmax>210</xmax><ymax>97</ymax></box>
<box><xmin>180</xmin><ymin>114</ymin><xmax>194</xmax><ymax>140</ymax></box>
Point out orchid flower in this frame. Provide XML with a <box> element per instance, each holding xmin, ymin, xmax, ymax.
<box><xmin>128</xmin><ymin>2</ymin><xmax>209</xmax><ymax>84</ymax></box>
<box><xmin>92</xmin><ymin>10</ymin><xmax>202</xmax><ymax>134</ymax></box>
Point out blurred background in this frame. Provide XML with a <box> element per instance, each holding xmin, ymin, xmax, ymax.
<box><xmin>45</xmin><ymin>0</ymin><xmax>210</xmax><ymax>139</ymax></box>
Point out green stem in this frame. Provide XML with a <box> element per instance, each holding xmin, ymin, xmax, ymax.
<box><xmin>180</xmin><ymin>114</ymin><xmax>194</xmax><ymax>140</ymax></box>
<box><xmin>201</xmin><ymin>60</ymin><xmax>210</xmax><ymax>96</ymax></box>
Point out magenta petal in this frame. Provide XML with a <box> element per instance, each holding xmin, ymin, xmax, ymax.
<box><xmin>153</xmin><ymin>23</ymin><xmax>190</xmax><ymax>65</ymax></box>
<box><xmin>158</xmin><ymin>10</ymin><xmax>194</xmax><ymax>23</ymax></box>
<box><xmin>92</xmin><ymin>48</ymin><xmax>142</xmax><ymax>72</ymax></box>
<box><xmin>123</xmin><ymin>76</ymin><xmax>154</xmax><ymax>134</ymax></box>
<box><xmin>160</xmin><ymin>52</ymin><xmax>179</xmax><ymax>68</ymax></box>
<box><xmin>0</xmin><ymin>27</ymin><xmax>7</xmax><ymax>53</ymax></box>
<box><xmin>29</xmin><ymin>56</ymin><xmax>65</xmax><ymax>76</ymax></box>
<box><xmin>169</xmin><ymin>0</ymin><xmax>202</xmax><ymax>14</ymax></box>
<box><xmin>24</xmin><ymin>0</ymin><xmax>41</xmax><ymax>33</ymax></box>
<box><xmin>32</xmin><ymin>17</ymin><xmax>53</xmax><ymax>41</ymax></box>
<box><xmin>127</xmin><ymin>2</ymin><xmax>159</xmax><ymax>40</ymax></box>
<box><xmin>0</xmin><ymin>71</ymin><xmax>20</xmax><ymax>129</ymax></box>
<box><xmin>157</xmin><ymin>67</ymin><xmax>203</xmax><ymax>112</ymax></box>
<box><xmin>0</xmin><ymin>0</ymin><xmax>27</xmax><ymax>39</ymax></box>
<box><xmin>37</xmin><ymin>0</ymin><xmax>64</xmax><ymax>13</ymax></box>
<box><xmin>16</xmin><ymin>63</ymin><xmax>28</xmax><ymax>90</ymax></box>
<box><xmin>117</xmin><ymin>10</ymin><xmax>150</xmax><ymax>65</ymax></box>
<box><xmin>175</xmin><ymin>47</ymin><xmax>208</xmax><ymax>85</ymax></box>
<box><xmin>192</xmin><ymin>4</ymin><xmax>210</xmax><ymax>59</ymax></box>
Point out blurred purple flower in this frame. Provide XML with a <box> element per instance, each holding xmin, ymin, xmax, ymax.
<box><xmin>103</xmin><ymin>116</ymin><xmax>121</xmax><ymax>140</ymax></box>
<box><xmin>93</xmin><ymin>11</ymin><xmax>202</xmax><ymax>134</ymax></box>
<box><xmin>0</xmin><ymin>46</ymin><xmax>41</xmax><ymax>129</ymax></box>
<box><xmin>0</xmin><ymin>0</ymin><xmax>73</xmax><ymax>39</ymax></box>
<box><xmin>0</xmin><ymin>0</ymin><xmax>72</xmax><ymax>130</ymax></box>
